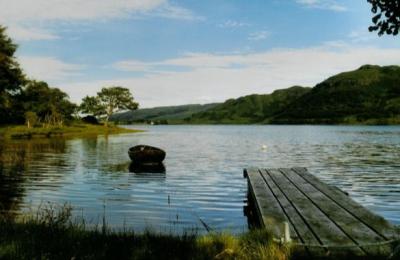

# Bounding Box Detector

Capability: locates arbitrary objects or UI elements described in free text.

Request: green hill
[110,103,219,124]
[112,65,400,125]
[272,65,400,124]
[186,86,311,124]
[187,65,400,124]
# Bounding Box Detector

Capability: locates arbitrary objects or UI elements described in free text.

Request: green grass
[0,204,291,260]
[0,123,142,139]
[1,204,397,260]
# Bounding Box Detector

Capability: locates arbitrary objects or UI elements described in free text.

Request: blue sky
[1,0,400,107]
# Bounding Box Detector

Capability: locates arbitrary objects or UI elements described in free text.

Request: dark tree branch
[368,0,400,36]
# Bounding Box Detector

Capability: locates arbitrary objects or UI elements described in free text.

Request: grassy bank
[0,205,290,260]
[0,123,141,139]
[1,205,397,259]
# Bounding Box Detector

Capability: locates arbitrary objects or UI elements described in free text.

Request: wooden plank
[259,169,327,256]
[263,169,365,255]
[292,167,398,240]
[244,168,288,238]
[279,168,392,255]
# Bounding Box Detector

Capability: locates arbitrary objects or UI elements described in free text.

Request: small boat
[128,145,166,164]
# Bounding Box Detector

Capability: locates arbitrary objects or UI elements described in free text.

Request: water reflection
[0,139,67,216]
[0,125,399,233]
[129,162,166,174]
[0,148,26,216]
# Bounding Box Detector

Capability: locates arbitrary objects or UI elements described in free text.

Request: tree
[79,96,103,117]
[80,86,138,125]
[98,87,139,124]
[22,81,77,126]
[0,26,26,124]
[368,0,400,36]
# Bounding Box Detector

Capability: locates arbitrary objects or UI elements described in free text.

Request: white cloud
[18,56,84,81]
[0,0,201,22]
[0,0,200,41]
[151,3,203,21]
[0,0,164,23]
[64,44,400,107]
[113,60,153,72]
[161,52,248,68]
[6,25,59,41]
[296,0,347,12]
[248,31,270,41]
[218,20,249,28]
[348,29,375,43]
[113,52,254,72]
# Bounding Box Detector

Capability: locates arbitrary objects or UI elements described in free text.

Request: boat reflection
[128,162,166,174]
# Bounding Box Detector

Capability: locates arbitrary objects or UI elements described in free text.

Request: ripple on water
[0,125,399,233]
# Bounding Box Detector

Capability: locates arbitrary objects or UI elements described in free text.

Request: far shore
[0,123,142,140]
[113,119,400,126]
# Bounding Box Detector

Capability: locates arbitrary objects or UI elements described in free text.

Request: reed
[0,204,290,260]
[1,204,397,259]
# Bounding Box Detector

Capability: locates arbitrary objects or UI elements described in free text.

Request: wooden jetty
[244,167,399,257]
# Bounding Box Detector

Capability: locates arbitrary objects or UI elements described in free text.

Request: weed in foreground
[0,204,290,260]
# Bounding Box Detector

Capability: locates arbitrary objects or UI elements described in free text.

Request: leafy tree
[0,26,25,94]
[79,96,103,117]
[98,87,138,124]
[22,81,77,126]
[80,86,138,125]
[0,26,26,124]
[0,26,77,126]
[368,0,400,36]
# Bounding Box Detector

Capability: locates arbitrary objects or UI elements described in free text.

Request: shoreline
[1,205,397,259]
[117,122,400,127]
[0,124,143,140]
[0,205,291,260]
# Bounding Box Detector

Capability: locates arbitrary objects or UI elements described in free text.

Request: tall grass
[197,230,290,260]
[1,204,398,259]
[0,204,290,260]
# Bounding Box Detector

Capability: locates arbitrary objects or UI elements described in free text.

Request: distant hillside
[112,65,400,125]
[186,86,311,124]
[272,65,400,124]
[110,103,219,123]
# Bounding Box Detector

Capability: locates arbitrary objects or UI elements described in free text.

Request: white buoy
[261,144,267,150]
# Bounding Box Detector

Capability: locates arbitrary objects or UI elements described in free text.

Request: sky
[1,0,400,108]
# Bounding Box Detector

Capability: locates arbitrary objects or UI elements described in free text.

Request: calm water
[1,125,399,233]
